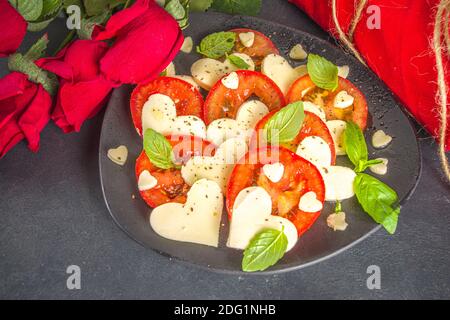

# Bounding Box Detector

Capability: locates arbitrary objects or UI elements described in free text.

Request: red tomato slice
[230,28,280,68]
[130,77,204,135]
[251,110,336,165]
[203,70,286,125]
[136,135,215,208]
[286,75,368,130]
[226,147,325,236]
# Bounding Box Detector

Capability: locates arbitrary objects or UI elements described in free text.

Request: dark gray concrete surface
[0,0,449,300]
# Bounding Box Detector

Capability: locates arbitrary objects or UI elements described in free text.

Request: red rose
[0,72,52,158]
[38,40,117,133]
[93,0,184,84]
[0,0,27,58]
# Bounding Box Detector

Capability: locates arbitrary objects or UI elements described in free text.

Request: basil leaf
[307,54,339,91]
[197,31,236,59]
[143,129,176,170]
[357,159,384,172]
[212,0,262,16]
[264,101,305,144]
[226,54,250,70]
[344,121,368,170]
[242,228,288,272]
[190,0,213,11]
[354,173,401,234]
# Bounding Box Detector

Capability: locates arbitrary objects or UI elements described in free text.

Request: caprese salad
[113,28,401,272]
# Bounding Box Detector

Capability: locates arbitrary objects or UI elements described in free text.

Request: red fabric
[93,0,184,84]
[37,40,117,133]
[0,72,52,158]
[0,0,27,58]
[290,0,450,150]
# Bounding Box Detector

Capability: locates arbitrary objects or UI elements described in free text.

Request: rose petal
[0,0,27,58]
[0,119,24,159]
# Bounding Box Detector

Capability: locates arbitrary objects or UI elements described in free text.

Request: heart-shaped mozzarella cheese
[172,75,201,91]
[298,191,323,212]
[262,163,285,183]
[321,166,356,201]
[303,101,326,122]
[296,136,332,168]
[338,65,350,79]
[372,130,393,149]
[180,37,193,53]
[221,72,239,89]
[163,62,176,76]
[326,120,347,156]
[261,54,305,94]
[239,32,255,47]
[369,158,389,175]
[142,93,206,137]
[289,44,308,60]
[138,170,158,191]
[334,91,354,109]
[150,179,223,247]
[107,145,128,166]
[181,138,248,192]
[191,53,255,90]
[236,100,270,131]
[227,187,298,251]
[207,118,247,146]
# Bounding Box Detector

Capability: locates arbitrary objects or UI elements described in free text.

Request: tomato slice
[286,75,368,130]
[251,110,336,165]
[130,77,204,135]
[136,135,215,208]
[203,70,286,125]
[230,28,280,68]
[226,147,325,236]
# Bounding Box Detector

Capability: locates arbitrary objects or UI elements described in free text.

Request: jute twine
[331,0,450,182]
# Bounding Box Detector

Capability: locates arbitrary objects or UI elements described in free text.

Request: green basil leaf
[24,34,49,61]
[264,101,305,144]
[358,159,384,172]
[197,31,236,59]
[190,0,213,11]
[212,0,262,16]
[9,0,44,21]
[242,228,288,272]
[226,54,250,70]
[344,121,368,170]
[143,129,176,170]
[307,54,339,91]
[354,173,401,234]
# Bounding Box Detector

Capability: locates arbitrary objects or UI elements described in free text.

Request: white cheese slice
[239,32,255,47]
[164,62,176,76]
[173,75,201,91]
[372,130,393,149]
[296,136,332,168]
[261,54,303,95]
[221,72,239,89]
[289,44,308,60]
[334,91,354,109]
[303,101,326,122]
[138,170,158,191]
[227,187,298,251]
[181,138,248,192]
[150,179,223,247]
[141,93,177,135]
[321,166,356,201]
[107,145,128,166]
[326,120,347,156]
[369,158,389,175]
[207,118,247,146]
[170,115,207,139]
[180,37,193,53]
[262,163,285,183]
[298,191,323,212]
[236,100,270,131]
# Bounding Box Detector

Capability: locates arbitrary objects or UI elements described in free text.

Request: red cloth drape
[290,0,450,150]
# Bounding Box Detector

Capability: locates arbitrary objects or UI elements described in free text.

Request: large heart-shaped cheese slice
[261,54,306,95]
[142,93,206,138]
[181,138,248,192]
[191,53,255,90]
[227,187,298,251]
[150,179,223,247]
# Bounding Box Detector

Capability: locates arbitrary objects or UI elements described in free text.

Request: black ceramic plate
[99,13,420,274]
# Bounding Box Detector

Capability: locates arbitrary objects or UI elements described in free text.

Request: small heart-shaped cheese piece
[107,145,128,166]
[372,130,393,149]
[296,136,332,168]
[369,158,389,175]
[191,54,255,90]
[180,36,193,53]
[326,120,347,155]
[338,65,350,78]
[227,187,298,251]
[239,32,255,47]
[289,44,308,60]
[321,166,356,201]
[138,170,158,191]
[298,191,323,212]
[334,91,354,109]
[303,101,326,122]
[221,72,239,89]
[150,179,223,247]
[262,54,304,95]
[262,163,285,183]
[181,138,248,192]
